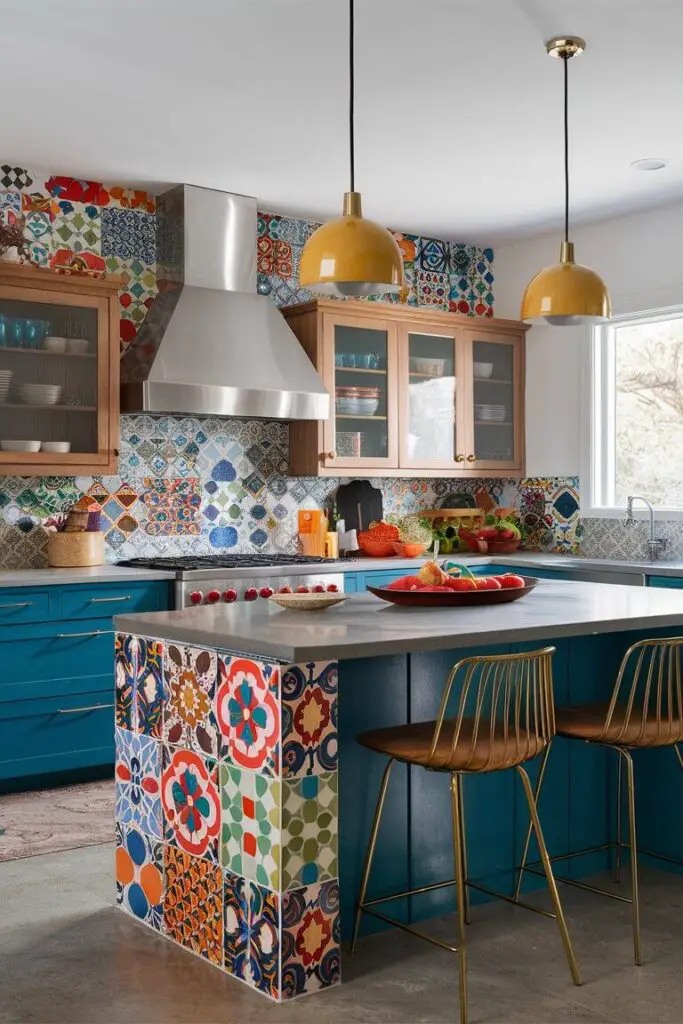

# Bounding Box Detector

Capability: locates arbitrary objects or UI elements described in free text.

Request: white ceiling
[3,0,683,244]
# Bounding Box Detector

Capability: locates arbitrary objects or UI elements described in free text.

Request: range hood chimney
[120,185,329,420]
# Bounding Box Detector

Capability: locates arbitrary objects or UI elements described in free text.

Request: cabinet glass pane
[472,340,514,462]
[334,325,388,459]
[0,297,98,454]
[407,333,456,461]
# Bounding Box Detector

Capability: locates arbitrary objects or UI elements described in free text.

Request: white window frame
[583,304,683,520]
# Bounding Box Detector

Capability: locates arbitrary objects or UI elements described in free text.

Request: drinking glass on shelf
[9,319,25,348]
[0,315,7,348]
[25,319,51,349]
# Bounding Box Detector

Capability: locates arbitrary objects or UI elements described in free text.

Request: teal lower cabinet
[0,579,172,783]
[345,563,572,594]
[648,576,683,588]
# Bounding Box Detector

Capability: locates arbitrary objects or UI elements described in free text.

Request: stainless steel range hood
[120,185,329,420]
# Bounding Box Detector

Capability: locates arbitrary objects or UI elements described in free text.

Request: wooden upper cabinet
[0,264,121,476]
[285,299,528,478]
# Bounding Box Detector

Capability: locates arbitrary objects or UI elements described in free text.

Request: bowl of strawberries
[367,561,536,607]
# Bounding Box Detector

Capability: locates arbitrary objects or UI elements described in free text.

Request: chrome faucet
[624,496,666,560]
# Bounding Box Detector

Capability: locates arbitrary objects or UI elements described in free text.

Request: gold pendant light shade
[300,192,404,298]
[521,242,611,325]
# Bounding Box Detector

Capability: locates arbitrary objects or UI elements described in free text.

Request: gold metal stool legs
[450,773,468,1024]
[351,757,395,954]
[617,748,641,966]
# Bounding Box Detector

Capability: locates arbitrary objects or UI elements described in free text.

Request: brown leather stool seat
[556,702,683,747]
[358,717,547,773]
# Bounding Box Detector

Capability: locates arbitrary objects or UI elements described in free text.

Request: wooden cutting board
[335,479,384,533]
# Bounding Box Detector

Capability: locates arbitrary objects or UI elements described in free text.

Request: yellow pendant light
[521,37,611,326]
[299,0,404,297]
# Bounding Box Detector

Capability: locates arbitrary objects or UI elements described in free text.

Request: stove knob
[326,583,340,593]
[259,586,274,599]
[206,589,221,604]
[296,585,310,594]
[223,588,237,603]
[278,585,293,594]
[244,587,258,601]
[312,583,325,593]
[190,590,203,605]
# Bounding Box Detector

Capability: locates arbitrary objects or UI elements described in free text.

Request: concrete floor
[3,846,683,1023]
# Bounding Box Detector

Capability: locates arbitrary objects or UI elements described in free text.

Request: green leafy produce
[386,513,434,546]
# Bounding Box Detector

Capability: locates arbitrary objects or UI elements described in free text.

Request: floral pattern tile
[135,638,164,737]
[53,201,101,253]
[162,745,221,862]
[281,879,341,999]
[114,727,162,839]
[282,772,338,890]
[223,872,280,997]
[164,643,219,757]
[282,661,338,777]
[115,633,136,730]
[101,207,156,263]
[164,846,223,965]
[141,477,201,536]
[216,657,280,775]
[116,822,164,930]
[220,763,280,889]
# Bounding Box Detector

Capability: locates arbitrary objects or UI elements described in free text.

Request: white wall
[494,201,683,476]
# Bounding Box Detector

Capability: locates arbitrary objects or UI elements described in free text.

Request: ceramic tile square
[163,846,223,965]
[116,822,164,930]
[282,661,338,777]
[419,237,449,273]
[223,871,280,998]
[223,869,249,982]
[220,763,280,889]
[46,176,110,205]
[115,727,162,839]
[162,745,221,862]
[102,207,156,263]
[216,656,280,775]
[53,201,101,253]
[281,772,338,890]
[416,269,449,309]
[164,643,220,757]
[0,166,32,189]
[281,879,340,998]
[141,477,201,537]
[115,632,136,730]
[135,638,164,737]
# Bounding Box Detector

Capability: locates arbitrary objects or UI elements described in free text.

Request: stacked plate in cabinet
[475,404,506,422]
[0,371,12,403]
[336,385,380,416]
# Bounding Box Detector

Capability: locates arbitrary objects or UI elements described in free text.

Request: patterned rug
[0,779,114,862]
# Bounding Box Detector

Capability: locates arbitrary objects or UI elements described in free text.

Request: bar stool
[516,636,683,967]
[351,647,581,1024]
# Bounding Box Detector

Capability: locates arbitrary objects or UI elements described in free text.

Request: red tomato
[419,585,452,592]
[278,585,293,594]
[386,575,424,591]
[475,576,502,591]
[498,528,516,540]
[446,577,478,592]
[499,574,526,589]
[476,527,499,541]
[296,586,310,594]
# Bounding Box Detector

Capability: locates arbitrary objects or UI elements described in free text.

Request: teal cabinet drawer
[364,569,414,589]
[0,588,54,625]
[648,576,683,588]
[0,623,114,702]
[60,581,169,620]
[0,689,115,780]
[343,574,358,593]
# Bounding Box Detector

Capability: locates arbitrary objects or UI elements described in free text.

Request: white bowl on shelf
[409,357,446,377]
[42,336,68,353]
[475,404,506,422]
[41,441,71,453]
[336,397,379,416]
[473,362,494,379]
[0,440,41,452]
[66,338,90,355]
[16,384,63,406]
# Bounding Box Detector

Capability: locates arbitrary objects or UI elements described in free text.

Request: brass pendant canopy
[521,37,611,326]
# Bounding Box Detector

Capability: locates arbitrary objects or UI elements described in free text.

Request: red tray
[367,578,539,607]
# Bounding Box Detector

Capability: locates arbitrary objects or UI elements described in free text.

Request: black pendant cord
[563,53,569,244]
[349,0,355,193]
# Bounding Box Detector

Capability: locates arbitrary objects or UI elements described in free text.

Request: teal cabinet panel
[0,624,114,702]
[363,569,414,589]
[343,574,358,593]
[60,581,171,620]
[648,576,683,588]
[0,689,115,780]
[0,588,55,625]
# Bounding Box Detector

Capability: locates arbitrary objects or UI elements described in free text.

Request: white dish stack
[475,404,507,422]
[16,383,62,406]
[0,370,12,403]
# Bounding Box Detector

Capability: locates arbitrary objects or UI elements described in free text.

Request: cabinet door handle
[466,454,476,463]
[0,601,33,609]
[56,629,107,639]
[89,595,131,604]
[56,703,114,715]
[321,451,336,460]
[455,454,465,462]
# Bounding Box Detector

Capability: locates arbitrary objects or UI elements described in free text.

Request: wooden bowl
[391,541,428,558]
[367,578,538,607]
[270,592,349,612]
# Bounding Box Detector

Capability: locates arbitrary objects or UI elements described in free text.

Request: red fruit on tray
[386,575,424,591]
[446,577,478,592]
[498,573,526,589]
[278,585,293,594]
[296,586,310,594]
[419,585,452,592]
[475,576,502,591]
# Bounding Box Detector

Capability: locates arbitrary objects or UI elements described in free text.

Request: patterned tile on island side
[115,633,136,730]
[281,772,338,890]
[161,745,221,863]
[115,822,164,931]
[220,763,281,890]
[135,638,165,738]
[115,727,162,840]
[163,643,220,758]
[281,661,338,778]
[163,846,223,966]
[216,656,280,776]
[223,870,280,999]
[281,879,341,999]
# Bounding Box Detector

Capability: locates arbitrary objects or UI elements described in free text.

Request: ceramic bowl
[16,384,62,406]
[42,336,68,353]
[473,362,493,378]
[41,441,71,453]
[0,440,41,452]
[391,541,428,558]
[66,338,90,355]
[270,592,349,611]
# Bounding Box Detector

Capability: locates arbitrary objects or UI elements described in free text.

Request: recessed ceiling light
[631,158,667,171]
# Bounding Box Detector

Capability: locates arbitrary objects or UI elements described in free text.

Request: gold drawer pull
[466,454,476,463]
[89,595,131,603]
[56,703,114,715]
[455,454,465,462]
[0,601,33,609]
[56,629,107,639]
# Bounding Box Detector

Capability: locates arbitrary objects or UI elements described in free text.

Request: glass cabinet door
[466,332,523,471]
[322,314,398,469]
[0,285,110,467]
[398,327,464,469]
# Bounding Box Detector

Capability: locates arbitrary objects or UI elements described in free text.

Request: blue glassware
[9,318,25,348]
[0,315,7,348]
[24,320,43,349]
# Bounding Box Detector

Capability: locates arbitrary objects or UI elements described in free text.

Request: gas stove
[118,554,343,608]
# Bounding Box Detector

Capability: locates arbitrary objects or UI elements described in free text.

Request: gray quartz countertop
[0,565,176,588]
[114,579,683,663]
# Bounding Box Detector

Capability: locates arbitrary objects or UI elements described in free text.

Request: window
[589,308,683,514]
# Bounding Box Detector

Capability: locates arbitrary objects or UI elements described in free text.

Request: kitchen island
[113,581,683,1003]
